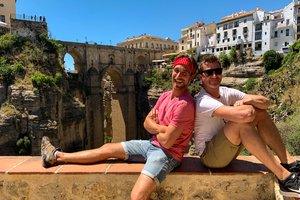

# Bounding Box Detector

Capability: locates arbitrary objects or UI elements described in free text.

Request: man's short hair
[199,55,221,73]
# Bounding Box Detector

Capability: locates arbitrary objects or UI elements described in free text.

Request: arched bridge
[58,41,164,149]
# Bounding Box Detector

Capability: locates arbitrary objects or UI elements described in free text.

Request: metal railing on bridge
[10,13,46,23]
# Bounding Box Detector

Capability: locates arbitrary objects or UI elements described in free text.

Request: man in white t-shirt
[194,55,300,198]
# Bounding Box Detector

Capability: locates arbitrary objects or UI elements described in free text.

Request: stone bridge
[58,41,164,149]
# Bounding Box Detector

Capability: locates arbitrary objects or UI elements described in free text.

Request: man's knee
[254,109,269,121]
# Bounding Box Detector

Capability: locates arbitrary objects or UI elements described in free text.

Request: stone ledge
[0,156,298,200]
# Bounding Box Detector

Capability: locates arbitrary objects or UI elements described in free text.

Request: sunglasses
[201,68,223,76]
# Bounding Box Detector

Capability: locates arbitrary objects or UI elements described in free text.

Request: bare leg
[224,122,290,180]
[131,174,156,200]
[254,109,294,164]
[56,143,126,164]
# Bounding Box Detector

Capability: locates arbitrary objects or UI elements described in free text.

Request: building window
[286,19,290,25]
[255,42,262,51]
[243,27,248,33]
[0,4,4,7]
[181,46,184,50]
[224,31,228,39]
[234,21,239,27]
[255,32,262,40]
[285,42,289,46]
[0,15,5,23]
[274,31,278,38]
[255,23,262,31]
[223,24,228,30]
[244,19,247,23]
[181,40,184,43]
[232,29,237,36]
[286,29,290,36]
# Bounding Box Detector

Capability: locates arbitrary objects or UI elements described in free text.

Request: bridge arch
[58,40,164,149]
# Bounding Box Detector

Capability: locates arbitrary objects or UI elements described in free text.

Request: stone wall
[0,172,276,200]
[10,19,48,38]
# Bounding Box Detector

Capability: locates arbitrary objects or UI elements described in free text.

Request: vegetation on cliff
[0,33,73,155]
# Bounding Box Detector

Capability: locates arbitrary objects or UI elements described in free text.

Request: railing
[10,13,46,23]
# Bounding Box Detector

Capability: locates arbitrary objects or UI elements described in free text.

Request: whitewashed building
[179,0,300,57]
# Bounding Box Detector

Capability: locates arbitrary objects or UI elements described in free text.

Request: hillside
[0,33,86,155]
[256,50,300,155]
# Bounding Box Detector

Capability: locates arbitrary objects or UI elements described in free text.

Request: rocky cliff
[0,34,86,155]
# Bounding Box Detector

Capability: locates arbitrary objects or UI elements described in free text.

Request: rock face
[0,84,86,155]
[222,60,265,87]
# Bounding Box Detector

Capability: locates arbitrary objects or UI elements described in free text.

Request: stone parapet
[0,156,297,200]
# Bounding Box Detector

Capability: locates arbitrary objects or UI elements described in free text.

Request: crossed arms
[213,94,270,123]
[143,109,183,149]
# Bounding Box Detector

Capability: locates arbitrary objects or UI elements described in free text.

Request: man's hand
[149,109,158,124]
[234,100,244,107]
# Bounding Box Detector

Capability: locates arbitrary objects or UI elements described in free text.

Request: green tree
[219,52,231,69]
[229,47,238,64]
[263,50,283,73]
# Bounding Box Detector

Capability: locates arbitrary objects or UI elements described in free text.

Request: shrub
[54,72,62,85]
[219,52,231,69]
[16,135,31,155]
[243,78,257,92]
[0,34,22,53]
[31,71,55,88]
[0,58,25,85]
[229,47,238,64]
[263,50,283,73]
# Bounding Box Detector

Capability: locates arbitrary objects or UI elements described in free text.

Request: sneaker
[279,172,300,198]
[281,160,300,173]
[41,136,58,168]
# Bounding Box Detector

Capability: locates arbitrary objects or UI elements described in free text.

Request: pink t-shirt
[151,90,195,161]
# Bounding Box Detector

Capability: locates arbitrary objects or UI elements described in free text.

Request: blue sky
[16,0,292,70]
[16,0,293,45]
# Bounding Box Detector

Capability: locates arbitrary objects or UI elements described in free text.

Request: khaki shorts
[200,130,244,168]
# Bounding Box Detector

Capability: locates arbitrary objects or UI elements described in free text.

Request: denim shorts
[121,140,180,185]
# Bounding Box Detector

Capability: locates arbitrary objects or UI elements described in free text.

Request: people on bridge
[193,55,300,198]
[41,54,197,200]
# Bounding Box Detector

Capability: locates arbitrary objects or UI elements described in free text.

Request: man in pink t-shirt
[41,55,196,200]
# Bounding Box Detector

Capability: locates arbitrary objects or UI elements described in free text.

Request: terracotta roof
[219,8,263,23]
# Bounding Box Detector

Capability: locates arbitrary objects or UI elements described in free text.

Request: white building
[179,21,205,52]
[215,8,260,56]
[179,0,300,57]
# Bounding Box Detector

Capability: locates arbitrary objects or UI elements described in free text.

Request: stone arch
[100,66,126,143]
[62,47,83,74]
[136,55,146,71]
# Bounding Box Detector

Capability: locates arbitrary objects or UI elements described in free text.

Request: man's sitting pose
[41,54,197,200]
[194,55,300,198]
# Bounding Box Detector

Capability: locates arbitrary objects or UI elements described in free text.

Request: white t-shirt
[194,86,245,155]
